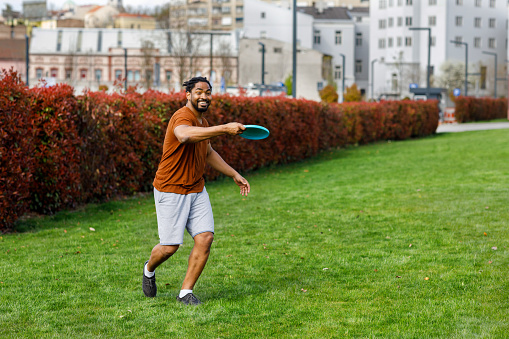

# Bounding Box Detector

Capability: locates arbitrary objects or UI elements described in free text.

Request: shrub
[343,84,362,102]
[319,85,338,103]
[454,96,507,122]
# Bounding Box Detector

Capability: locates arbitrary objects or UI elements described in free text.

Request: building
[243,0,369,100]
[84,5,120,28]
[28,27,238,93]
[369,0,508,100]
[114,13,157,30]
[0,24,28,81]
[239,38,328,100]
[23,0,47,21]
[169,0,245,31]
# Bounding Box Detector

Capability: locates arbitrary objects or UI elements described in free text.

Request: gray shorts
[154,187,214,245]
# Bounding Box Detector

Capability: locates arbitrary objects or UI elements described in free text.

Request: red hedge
[454,96,508,123]
[0,69,439,230]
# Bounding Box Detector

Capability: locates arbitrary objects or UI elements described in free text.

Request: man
[142,76,250,306]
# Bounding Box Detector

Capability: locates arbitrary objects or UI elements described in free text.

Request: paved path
[436,122,509,133]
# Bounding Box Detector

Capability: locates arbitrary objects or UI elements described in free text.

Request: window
[429,0,436,4]
[456,0,463,4]
[80,69,87,79]
[115,70,122,80]
[379,19,387,29]
[117,31,122,47]
[489,0,495,6]
[431,36,436,46]
[146,70,152,82]
[388,37,393,47]
[474,37,481,48]
[398,0,402,5]
[489,18,496,27]
[405,17,412,26]
[379,0,387,9]
[356,33,362,46]
[166,70,172,82]
[97,31,102,52]
[334,65,342,79]
[36,68,43,79]
[127,70,133,81]
[455,16,463,26]
[95,69,102,82]
[397,37,402,46]
[260,31,266,38]
[56,30,62,52]
[65,69,72,79]
[314,30,321,44]
[429,16,436,26]
[260,11,265,18]
[475,17,482,27]
[236,6,243,13]
[167,32,172,53]
[77,30,82,52]
[489,38,496,48]
[388,17,394,27]
[50,68,58,78]
[454,36,463,45]
[480,66,487,89]
[378,38,386,48]
[389,0,393,5]
[405,37,412,46]
[475,0,481,6]
[274,47,282,53]
[406,0,413,4]
[135,70,141,81]
[222,6,230,13]
[355,60,362,73]
[335,31,342,45]
[397,17,402,26]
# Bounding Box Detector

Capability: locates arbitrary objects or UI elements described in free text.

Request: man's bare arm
[206,144,250,196]
[174,123,245,144]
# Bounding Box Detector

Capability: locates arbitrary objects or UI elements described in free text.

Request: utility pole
[292,0,297,98]
[409,27,431,96]
[124,48,128,90]
[258,42,266,96]
[449,40,468,96]
[339,53,345,102]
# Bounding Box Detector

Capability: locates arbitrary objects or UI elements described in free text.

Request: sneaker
[142,260,157,297]
[176,293,202,306]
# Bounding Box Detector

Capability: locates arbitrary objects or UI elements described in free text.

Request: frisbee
[240,125,270,140]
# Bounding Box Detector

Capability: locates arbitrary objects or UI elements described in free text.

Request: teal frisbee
[240,125,270,140]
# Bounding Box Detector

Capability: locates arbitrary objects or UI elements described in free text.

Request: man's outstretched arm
[206,144,250,197]
[174,123,245,144]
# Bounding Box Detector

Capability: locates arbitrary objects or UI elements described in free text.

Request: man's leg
[181,232,214,290]
[147,244,179,272]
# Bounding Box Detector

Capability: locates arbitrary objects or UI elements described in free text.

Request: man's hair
[182,77,212,93]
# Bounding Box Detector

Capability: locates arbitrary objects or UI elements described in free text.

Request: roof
[298,6,351,20]
[0,39,26,60]
[349,7,369,14]
[87,5,103,14]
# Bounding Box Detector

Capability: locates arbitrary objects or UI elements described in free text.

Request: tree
[437,60,468,96]
[343,84,362,102]
[141,39,155,89]
[218,39,234,86]
[284,75,292,96]
[319,84,338,103]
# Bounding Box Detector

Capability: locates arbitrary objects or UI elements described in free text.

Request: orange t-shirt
[153,106,209,194]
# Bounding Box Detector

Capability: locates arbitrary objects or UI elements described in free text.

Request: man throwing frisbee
[143,76,250,305]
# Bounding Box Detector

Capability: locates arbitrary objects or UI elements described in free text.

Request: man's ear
[185,91,191,101]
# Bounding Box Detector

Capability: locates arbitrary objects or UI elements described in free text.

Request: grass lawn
[1,129,508,338]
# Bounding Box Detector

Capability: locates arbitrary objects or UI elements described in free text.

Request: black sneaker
[142,260,157,297]
[176,293,202,306]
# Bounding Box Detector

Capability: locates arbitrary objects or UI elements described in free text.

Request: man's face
[187,82,212,113]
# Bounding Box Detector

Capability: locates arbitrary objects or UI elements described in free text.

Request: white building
[370,0,508,100]
[244,0,370,100]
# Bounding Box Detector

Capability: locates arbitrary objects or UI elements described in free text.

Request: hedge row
[454,96,508,123]
[0,69,439,231]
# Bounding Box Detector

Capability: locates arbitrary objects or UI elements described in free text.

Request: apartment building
[370,0,508,99]
[169,0,245,31]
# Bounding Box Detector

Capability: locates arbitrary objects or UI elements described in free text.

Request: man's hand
[233,174,250,197]
[224,123,246,136]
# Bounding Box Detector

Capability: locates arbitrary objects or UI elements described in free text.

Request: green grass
[1,130,508,338]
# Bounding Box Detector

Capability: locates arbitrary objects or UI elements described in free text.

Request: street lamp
[371,58,378,100]
[482,51,505,98]
[258,42,266,96]
[449,40,468,96]
[292,0,297,98]
[409,27,431,96]
[124,48,128,90]
[339,53,345,103]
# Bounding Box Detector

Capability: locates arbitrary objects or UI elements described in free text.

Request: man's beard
[192,98,210,113]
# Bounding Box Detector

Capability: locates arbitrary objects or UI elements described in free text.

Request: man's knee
[160,244,179,258]
[195,232,214,248]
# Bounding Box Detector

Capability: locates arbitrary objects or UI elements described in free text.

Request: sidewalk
[436,121,509,133]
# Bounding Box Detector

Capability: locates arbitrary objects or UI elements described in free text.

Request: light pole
[292,0,297,98]
[409,27,431,96]
[482,51,506,98]
[25,34,29,86]
[449,40,468,96]
[124,48,128,90]
[371,58,378,100]
[339,53,345,103]
[258,42,266,96]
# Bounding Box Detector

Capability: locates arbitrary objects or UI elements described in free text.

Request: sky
[1,0,170,13]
